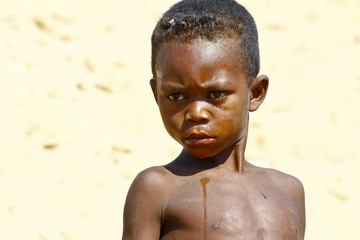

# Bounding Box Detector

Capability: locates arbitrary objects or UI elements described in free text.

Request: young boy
[122,0,305,239]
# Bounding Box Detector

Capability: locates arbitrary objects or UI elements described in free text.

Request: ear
[249,75,269,112]
[150,78,158,105]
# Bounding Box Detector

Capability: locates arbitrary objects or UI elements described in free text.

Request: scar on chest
[261,192,267,199]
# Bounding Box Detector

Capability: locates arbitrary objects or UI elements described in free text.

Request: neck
[232,137,247,173]
[223,119,249,173]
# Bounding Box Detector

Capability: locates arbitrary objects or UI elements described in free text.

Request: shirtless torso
[123,159,305,240]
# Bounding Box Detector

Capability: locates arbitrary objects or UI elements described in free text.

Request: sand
[1,0,359,239]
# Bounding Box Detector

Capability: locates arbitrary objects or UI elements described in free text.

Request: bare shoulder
[128,166,171,196]
[122,166,172,240]
[134,166,169,182]
[124,165,173,216]
[261,167,306,238]
[262,168,305,202]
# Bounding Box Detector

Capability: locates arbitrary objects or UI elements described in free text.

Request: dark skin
[122,39,305,240]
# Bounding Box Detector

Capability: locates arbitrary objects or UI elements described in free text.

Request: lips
[184,132,215,145]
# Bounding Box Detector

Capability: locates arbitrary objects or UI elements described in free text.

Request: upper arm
[268,170,306,239]
[289,177,306,240]
[279,174,306,239]
[122,167,167,240]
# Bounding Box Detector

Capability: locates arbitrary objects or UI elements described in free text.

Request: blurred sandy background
[0,0,359,239]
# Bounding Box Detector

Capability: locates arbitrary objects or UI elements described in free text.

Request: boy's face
[151,39,263,159]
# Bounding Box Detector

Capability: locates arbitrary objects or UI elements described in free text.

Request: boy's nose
[185,101,210,123]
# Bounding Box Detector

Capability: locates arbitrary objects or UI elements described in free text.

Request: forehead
[156,39,243,79]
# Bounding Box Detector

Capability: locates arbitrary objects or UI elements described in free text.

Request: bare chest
[160,178,299,240]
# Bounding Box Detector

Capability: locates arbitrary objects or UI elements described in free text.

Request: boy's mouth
[185,132,215,145]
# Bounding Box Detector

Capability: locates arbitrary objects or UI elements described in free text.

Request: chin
[187,148,219,160]
[186,143,235,161]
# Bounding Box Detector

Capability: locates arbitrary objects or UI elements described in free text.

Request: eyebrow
[160,81,234,93]
[159,82,185,93]
[200,80,234,89]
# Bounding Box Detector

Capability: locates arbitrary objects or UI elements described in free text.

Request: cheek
[214,117,241,138]
[214,119,235,133]
[159,105,183,137]
[231,95,250,123]
[213,103,248,134]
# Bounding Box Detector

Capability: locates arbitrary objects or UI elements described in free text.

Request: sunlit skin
[122,39,306,240]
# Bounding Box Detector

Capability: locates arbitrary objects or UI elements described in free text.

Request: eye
[208,91,227,99]
[167,93,185,102]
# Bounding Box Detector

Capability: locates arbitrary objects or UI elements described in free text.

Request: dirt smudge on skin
[200,177,210,240]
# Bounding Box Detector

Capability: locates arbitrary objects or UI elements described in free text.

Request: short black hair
[151,0,260,83]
